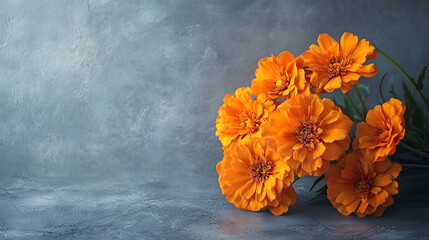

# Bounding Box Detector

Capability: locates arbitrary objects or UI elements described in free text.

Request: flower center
[355,177,374,197]
[375,122,390,138]
[269,71,290,97]
[327,56,351,79]
[276,71,290,88]
[296,121,321,148]
[239,112,260,133]
[250,156,273,182]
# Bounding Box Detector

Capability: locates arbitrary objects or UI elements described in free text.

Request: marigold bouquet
[215,32,429,217]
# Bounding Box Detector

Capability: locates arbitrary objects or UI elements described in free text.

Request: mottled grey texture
[1,175,429,239]
[1,0,429,178]
[0,0,428,239]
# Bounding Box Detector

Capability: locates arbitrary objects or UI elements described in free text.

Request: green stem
[352,85,367,119]
[401,164,429,169]
[378,73,388,104]
[344,93,360,116]
[398,142,429,159]
[374,46,429,110]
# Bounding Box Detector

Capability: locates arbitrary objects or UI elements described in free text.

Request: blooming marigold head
[216,137,297,215]
[262,93,353,177]
[301,32,378,94]
[352,98,406,162]
[325,151,401,217]
[215,87,276,149]
[251,51,310,101]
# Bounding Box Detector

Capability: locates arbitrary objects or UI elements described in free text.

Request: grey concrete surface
[0,0,428,239]
[1,174,428,239]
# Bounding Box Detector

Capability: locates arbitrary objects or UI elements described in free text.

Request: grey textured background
[0,0,429,239]
[0,0,428,178]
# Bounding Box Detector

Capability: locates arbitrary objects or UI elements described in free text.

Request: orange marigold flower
[325,151,401,217]
[215,87,276,149]
[301,32,378,94]
[262,93,353,177]
[352,98,406,162]
[216,137,297,215]
[251,51,310,101]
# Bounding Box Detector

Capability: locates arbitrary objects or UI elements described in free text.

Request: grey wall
[0,0,428,178]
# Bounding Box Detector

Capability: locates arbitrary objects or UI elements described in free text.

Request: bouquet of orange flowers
[215,32,429,217]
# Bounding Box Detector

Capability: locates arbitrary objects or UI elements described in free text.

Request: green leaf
[332,97,343,109]
[376,45,429,110]
[333,97,349,117]
[332,97,350,120]
[352,84,367,119]
[343,94,362,122]
[405,130,429,151]
[389,85,399,99]
[402,82,427,127]
[358,84,371,95]
[310,174,325,191]
[308,184,328,201]
[400,164,429,176]
[315,184,327,193]
[308,191,326,201]
[402,81,429,147]
[417,64,429,90]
